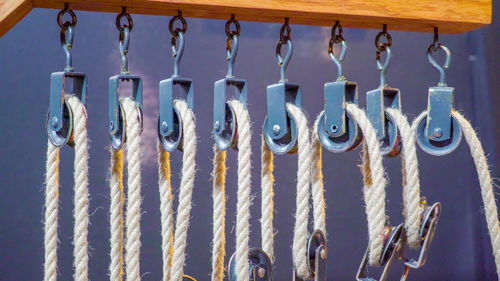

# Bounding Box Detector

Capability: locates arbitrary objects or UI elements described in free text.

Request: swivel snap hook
[108,7,143,150]
[356,224,405,281]
[317,21,362,152]
[263,17,300,154]
[293,230,327,281]
[366,24,401,157]
[47,4,87,147]
[213,15,247,150]
[158,11,194,152]
[415,27,462,156]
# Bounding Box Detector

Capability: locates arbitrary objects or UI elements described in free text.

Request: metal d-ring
[356,224,405,281]
[109,9,143,150]
[158,12,194,152]
[48,5,88,147]
[399,201,441,280]
[416,27,462,156]
[213,15,247,151]
[366,25,401,157]
[228,248,273,281]
[263,18,299,155]
[318,21,363,153]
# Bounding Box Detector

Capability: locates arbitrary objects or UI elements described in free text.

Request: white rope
[413,110,500,276]
[260,135,275,263]
[44,95,90,281]
[385,108,423,249]
[121,97,144,281]
[211,145,227,281]
[158,144,174,281]
[286,103,312,279]
[166,99,197,281]
[311,117,327,236]
[109,147,125,281]
[345,103,387,266]
[210,100,252,281]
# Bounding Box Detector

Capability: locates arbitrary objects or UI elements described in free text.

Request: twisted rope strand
[66,96,90,281]
[229,100,252,281]
[386,108,423,249]
[286,103,313,279]
[260,135,275,263]
[345,103,387,266]
[311,116,327,236]
[121,97,143,281]
[169,99,197,281]
[109,147,125,281]
[158,144,175,281]
[44,138,60,281]
[211,146,227,281]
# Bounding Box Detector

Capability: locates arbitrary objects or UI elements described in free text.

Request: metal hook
[427,42,451,86]
[60,24,74,71]
[119,27,130,74]
[328,21,347,80]
[276,18,292,82]
[376,47,392,88]
[226,14,241,78]
[169,11,188,77]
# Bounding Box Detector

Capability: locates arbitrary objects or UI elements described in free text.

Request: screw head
[51,116,59,129]
[161,121,169,133]
[272,124,281,136]
[320,248,327,260]
[432,128,443,138]
[257,267,266,278]
[331,124,339,133]
[214,121,220,132]
[109,121,115,131]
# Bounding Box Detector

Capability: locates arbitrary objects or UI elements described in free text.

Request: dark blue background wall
[0,5,498,281]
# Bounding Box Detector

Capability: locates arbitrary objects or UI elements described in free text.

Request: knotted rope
[260,103,313,279]
[385,108,423,249]
[108,97,143,281]
[344,103,387,266]
[44,95,89,281]
[211,100,252,281]
[158,99,197,281]
[413,110,500,276]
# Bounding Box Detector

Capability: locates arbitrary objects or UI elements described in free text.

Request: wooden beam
[1,0,492,37]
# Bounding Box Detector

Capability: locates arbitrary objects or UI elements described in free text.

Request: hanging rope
[44,95,89,281]
[259,103,313,279]
[260,133,275,264]
[385,108,423,249]
[210,100,252,281]
[108,97,143,281]
[413,110,500,276]
[158,99,197,281]
[344,103,387,266]
[311,118,327,236]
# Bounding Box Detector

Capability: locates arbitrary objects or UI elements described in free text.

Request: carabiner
[213,15,248,150]
[108,9,143,150]
[263,18,300,154]
[48,6,87,147]
[158,12,194,152]
[356,224,405,281]
[228,248,273,281]
[415,27,462,156]
[293,230,327,281]
[317,21,362,152]
[366,25,401,157]
[399,201,441,280]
